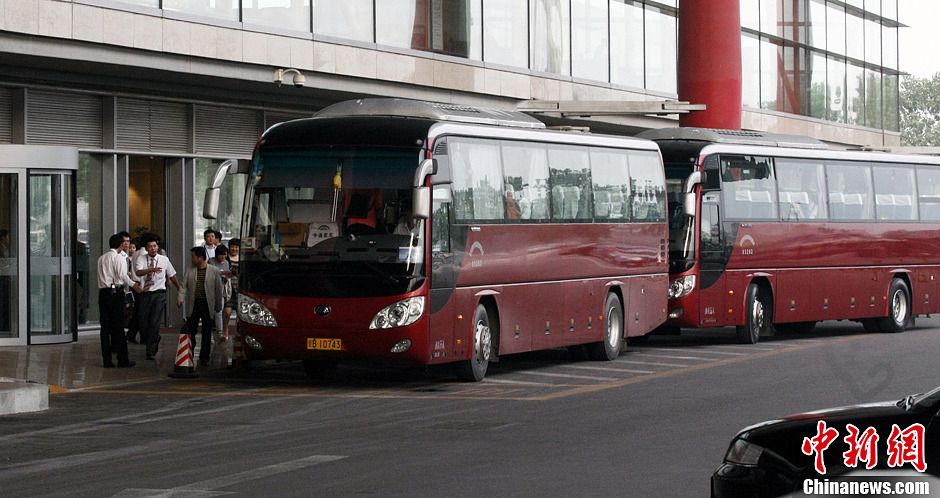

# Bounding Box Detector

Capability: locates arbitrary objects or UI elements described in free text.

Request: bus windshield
[240,147,426,298]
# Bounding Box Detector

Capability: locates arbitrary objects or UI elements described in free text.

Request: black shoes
[146,355,155,360]
[103,362,115,368]
[198,359,209,367]
[117,361,136,368]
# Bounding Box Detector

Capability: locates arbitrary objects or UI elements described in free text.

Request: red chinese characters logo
[801,422,926,474]
[887,423,926,472]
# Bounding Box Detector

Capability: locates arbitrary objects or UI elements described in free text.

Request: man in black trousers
[96,233,140,368]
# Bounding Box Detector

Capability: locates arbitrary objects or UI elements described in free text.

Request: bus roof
[637,127,829,150]
[313,98,546,130]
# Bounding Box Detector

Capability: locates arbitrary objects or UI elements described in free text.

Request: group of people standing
[95,229,240,369]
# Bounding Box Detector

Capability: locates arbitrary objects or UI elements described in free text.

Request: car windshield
[239,147,427,298]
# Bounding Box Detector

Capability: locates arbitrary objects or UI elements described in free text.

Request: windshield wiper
[897,395,916,411]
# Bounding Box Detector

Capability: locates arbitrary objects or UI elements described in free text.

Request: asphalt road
[2,318,939,497]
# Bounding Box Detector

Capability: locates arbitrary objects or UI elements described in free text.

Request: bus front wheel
[878,278,911,333]
[736,283,772,344]
[588,293,624,361]
[455,304,494,382]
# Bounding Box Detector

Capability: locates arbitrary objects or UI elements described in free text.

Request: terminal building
[0,0,902,345]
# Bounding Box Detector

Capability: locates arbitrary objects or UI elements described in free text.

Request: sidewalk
[0,327,234,415]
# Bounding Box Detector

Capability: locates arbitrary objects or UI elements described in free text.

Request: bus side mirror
[683,171,705,217]
[202,159,238,220]
[413,186,431,220]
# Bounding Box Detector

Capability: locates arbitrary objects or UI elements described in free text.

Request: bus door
[428,185,457,363]
[697,191,726,326]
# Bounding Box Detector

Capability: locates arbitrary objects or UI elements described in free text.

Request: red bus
[638,127,940,343]
[224,99,668,380]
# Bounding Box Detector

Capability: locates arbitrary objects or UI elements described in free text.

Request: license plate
[307,338,342,351]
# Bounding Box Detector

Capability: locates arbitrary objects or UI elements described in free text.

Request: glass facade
[741,0,900,131]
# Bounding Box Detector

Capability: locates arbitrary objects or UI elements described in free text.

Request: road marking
[620,360,689,368]
[113,454,347,497]
[652,347,748,356]
[568,365,655,375]
[515,371,617,381]
[630,352,721,361]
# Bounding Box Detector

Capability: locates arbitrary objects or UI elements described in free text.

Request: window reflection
[243,0,310,32]
[163,0,239,22]
[741,34,760,108]
[482,0,527,67]
[314,0,373,42]
[530,0,570,75]
[645,5,676,94]
[571,0,608,82]
[611,0,644,88]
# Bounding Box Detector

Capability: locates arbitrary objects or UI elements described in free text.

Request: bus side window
[431,188,451,254]
[701,193,721,249]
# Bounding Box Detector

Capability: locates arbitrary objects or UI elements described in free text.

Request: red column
[677,0,742,130]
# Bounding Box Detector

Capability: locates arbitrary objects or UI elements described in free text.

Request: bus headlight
[370,297,425,329]
[238,294,278,327]
[724,439,763,467]
[669,275,696,299]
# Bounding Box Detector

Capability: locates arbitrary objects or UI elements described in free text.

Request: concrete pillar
[678,0,743,130]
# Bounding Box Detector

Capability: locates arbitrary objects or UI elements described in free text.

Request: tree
[900,74,940,146]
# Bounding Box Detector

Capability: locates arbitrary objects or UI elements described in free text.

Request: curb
[0,378,50,416]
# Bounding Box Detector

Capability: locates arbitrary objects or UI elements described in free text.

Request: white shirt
[96,249,138,289]
[134,253,177,291]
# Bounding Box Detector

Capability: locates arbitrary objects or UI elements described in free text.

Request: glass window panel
[741,0,759,30]
[775,158,827,220]
[883,73,899,132]
[883,0,898,20]
[548,146,592,220]
[845,0,863,7]
[314,0,374,43]
[112,0,159,6]
[759,0,780,36]
[810,52,827,119]
[243,0,311,32]
[865,0,880,17]
[450,139,505,221]
[720,155,777,220]
[845,11,863,61]
[882,25,898,70]
[571,0,609,81]
[760,37,780,111]
[483,0,528,67]
[530,0,571,75]
[376,0,424,49]
[430,0,483,59]
[645,6,677,94]
[502,142,550,220]
[76,155,100,326]
[826,162,874,220]
[828,57,846,123]
[630,151,666,222]
[742,33,761,108]
[163,0,239,22]
[590,148,630,221]
[865,69,882,129]
[873,166,917,220]
[917,167,940,221]
[826,4,846,56]
[808,0,826,49]
[846,61,865,125]
[610,0,644,88]
[864,18,881,65]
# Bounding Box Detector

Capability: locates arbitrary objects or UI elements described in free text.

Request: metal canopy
[517,100,706,117]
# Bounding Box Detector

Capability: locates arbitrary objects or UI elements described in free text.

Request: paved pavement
[0,327,234,415]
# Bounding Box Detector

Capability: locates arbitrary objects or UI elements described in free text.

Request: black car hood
[737,401,931,472]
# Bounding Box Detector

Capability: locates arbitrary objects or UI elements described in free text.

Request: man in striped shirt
[177,247,223,367]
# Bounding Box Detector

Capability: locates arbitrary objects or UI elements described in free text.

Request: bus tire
[736,283,772,344]
[588,293,624,361]
[455,304,494,382]
[878,278,911,333]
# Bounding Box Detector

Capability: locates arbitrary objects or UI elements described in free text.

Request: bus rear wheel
[588,293,624,361]
[878,278,911,333]
[455,304,494,382]
[736,283,773,344]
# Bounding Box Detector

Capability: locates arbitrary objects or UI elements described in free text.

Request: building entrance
[0,146,78,346]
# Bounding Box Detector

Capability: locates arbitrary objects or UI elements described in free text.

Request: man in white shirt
[203,228,218,259]
[97,233,141,368]
[135,235,181,360]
